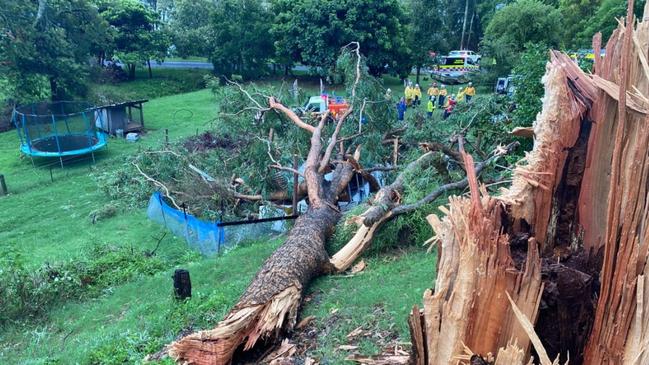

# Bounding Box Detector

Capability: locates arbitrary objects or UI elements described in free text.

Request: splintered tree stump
[407,51,598,364]
[173,269,192,300]
[582,2,649,363]
[408,3,649,363]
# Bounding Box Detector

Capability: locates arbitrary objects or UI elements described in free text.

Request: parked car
[495,76,515,96]
[448,50,481,64]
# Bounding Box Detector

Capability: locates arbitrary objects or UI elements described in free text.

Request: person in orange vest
[427,82,439,104]
[464,82,476,103]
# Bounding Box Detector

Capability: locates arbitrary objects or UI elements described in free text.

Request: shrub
[0,244,166,324]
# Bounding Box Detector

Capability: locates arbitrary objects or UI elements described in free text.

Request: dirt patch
[183,131,248,153]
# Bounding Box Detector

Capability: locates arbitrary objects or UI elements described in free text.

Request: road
[149,61,311,72]
[149,61,213,69]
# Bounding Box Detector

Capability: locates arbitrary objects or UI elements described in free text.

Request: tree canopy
[1,0,109,101]
[271,0,409,77]
[208,0,273,79]
[97,0,170,80]
[167,0,214,58]
[481,0,561,73]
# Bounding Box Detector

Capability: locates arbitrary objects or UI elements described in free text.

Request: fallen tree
[168,107,358,364]
[156,42,522,363]
[402,2,649,364]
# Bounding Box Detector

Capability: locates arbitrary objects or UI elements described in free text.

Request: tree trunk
[169,206,340,364]
[166,88,359,364]
[147,60,152,79]
[49,77,61,101]
[581,2,649,363]
[467,12,475,51]
[460,0,470,49]
[128,63,136,80]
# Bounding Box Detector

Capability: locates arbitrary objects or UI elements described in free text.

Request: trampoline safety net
[147,192,286,255]
[12,101,107,158]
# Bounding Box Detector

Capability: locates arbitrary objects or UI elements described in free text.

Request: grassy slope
[0,74,440,364]
[87,68,211,104]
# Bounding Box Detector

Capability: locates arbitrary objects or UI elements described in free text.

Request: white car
[448,50,481,64]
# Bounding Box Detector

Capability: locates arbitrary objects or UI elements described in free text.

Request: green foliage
[481,0,561,74]
[406,0,450,72]
[271,0,409,76]
[0,244,166,324]
[0,0,110,101]
[97,0,171,80]
[167,0,214,58]
[512,43,549,126]
[331,94,522,259]
[559,0,601,48]
[208,0,273,79]
[575,0,640,46]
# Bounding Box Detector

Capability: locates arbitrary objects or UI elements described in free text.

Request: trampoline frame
[12,101,108,167]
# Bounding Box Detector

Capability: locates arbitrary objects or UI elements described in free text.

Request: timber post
[0,174,6,196]
[173,269,192,300]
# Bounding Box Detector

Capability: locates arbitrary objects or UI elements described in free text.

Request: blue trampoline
[12,101,107,164]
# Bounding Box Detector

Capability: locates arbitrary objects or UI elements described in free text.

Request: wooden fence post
[173,269,192,300]
[0,174,6,196]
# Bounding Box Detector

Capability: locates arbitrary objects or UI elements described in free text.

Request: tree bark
[49,77,61,101]
[169,205,341,364]
[581,3,649,363]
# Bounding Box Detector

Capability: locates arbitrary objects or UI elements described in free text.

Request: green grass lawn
[0,75,444,364]
[0,89,218,266]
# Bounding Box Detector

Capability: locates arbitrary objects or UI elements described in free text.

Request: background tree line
[0,0,644,104]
